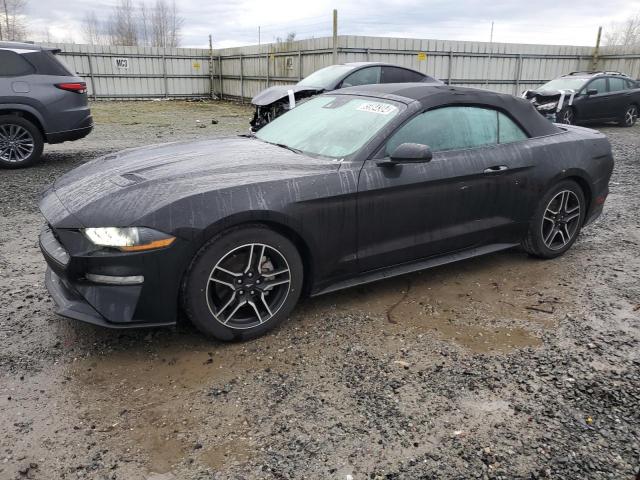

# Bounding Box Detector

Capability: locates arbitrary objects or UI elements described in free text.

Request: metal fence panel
[44,37,640,101]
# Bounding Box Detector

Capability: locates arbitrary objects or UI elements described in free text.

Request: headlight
[83,227,175,252]
[537,102,558,111]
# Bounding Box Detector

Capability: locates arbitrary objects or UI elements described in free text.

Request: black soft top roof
[335,83,560,138]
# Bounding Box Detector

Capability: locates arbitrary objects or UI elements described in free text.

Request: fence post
[162,51,168,98]
[298,50,302,81]
[447,51,453,85]
[266,53,270,88]
[87,53,97,100]
[514,54,523,95]
[366,48,370,61]
[218,55,223,99]
[240,54,244,104]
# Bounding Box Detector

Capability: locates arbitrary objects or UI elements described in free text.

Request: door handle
[483,165,508,174]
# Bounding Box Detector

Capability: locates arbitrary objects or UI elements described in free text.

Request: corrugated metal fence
[47,36,640,101]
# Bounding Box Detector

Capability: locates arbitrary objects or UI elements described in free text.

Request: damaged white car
[250,62,441,130]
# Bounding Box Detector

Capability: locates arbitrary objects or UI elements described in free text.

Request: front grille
[40,225,70,267]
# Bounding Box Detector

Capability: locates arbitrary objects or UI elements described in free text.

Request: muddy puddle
[56,249,573,476]
[306,250,564,353]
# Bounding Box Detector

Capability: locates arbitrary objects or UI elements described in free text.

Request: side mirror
[386,143,433,164]
[586,88,598,96]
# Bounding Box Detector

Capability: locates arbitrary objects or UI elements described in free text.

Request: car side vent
[110,173,146,187]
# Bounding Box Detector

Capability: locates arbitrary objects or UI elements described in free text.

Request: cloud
[23,0,640,47]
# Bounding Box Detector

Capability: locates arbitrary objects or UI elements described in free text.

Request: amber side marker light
[119,237,176,252]
[595,195,607,205]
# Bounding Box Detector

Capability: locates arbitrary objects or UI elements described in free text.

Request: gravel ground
[0,100,638,480]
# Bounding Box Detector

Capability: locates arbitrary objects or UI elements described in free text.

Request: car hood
[40,137,336,228]
[251,85,324,106]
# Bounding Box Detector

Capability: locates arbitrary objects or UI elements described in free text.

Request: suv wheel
[0,115,44,168]
[556,107,575,125]
[619,104,638,128]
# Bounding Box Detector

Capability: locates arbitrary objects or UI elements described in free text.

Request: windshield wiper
[269,142,303,154]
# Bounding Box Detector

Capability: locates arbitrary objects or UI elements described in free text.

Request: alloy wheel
[625,106,638,126]
[560,109,574,125]
[205,243,291,329]
[0,124,35,164]
[541,190,581,250]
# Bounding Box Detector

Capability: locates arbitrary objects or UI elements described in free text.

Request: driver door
[356,106,533,272]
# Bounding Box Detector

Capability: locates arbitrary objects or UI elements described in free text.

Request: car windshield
[256,95,403,158]
[538,78,588,91]
[297,65,355,89]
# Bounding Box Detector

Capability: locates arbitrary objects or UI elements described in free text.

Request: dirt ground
[0,100,638,480]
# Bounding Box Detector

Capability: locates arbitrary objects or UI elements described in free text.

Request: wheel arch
[0,105,47,138]
[548,170,593,215]
[195,211,316,296]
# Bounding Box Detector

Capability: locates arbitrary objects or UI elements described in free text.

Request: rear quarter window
[498,113,528,144]
[381,67,425,83]
[22,51,75,76]
[0,50,35,76]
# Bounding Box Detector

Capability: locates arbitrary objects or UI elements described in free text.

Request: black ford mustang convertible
[39,84,613,341]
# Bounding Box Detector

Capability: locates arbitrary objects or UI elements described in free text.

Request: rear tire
[182,225,303,341]
[0,115,44,169]
[618,104,638,127]
[522,180,585,259]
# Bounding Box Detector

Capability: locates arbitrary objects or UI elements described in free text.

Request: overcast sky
[26,0,640,48]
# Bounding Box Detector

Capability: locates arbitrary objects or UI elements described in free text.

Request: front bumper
[39,226,181,329]
[44,268,173,329]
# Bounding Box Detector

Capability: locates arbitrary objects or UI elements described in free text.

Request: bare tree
[604,13,640,47]
[81,11,104,45]
[149,0,182,47]
[276,32,296,44]
[95,0,182,47]
[107,0,139,46]
[0,0,28,41]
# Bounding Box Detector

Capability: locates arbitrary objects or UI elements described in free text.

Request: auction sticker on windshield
[357,102,397,115]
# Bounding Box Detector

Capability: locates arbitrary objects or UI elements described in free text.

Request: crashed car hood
[40,137,335,228]
[251,85,324,106]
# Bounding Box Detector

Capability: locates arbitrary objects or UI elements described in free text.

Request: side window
[381,66,425,83]
[498,113,528,144]
[385,106,498,155]
[341,67,381,87]
[586,77,608,94]
[0,50,35,76]
[609,77,627,92]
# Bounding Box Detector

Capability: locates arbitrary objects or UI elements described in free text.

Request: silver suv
[0,42,93,168]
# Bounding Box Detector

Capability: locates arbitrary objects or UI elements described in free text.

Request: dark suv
[0,42,93,168]
[524,71,640,127]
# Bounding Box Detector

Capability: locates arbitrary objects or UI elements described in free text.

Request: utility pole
[485,21,494,88]
[591,26,602,71]
[258,26,261,45]
[332,9,338,64]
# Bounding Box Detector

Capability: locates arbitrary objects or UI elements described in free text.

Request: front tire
[182,225,303,341]
[522,180,585,259]
[0,115,44,168]
[618,104,638,128]
[556,107,575,125]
